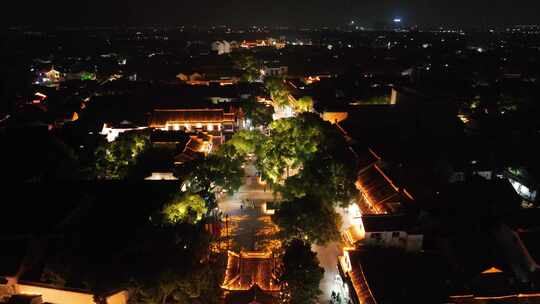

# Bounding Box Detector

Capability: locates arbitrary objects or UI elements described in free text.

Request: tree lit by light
[162,193,207,225]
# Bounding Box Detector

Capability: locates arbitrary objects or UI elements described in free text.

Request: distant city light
[393,18,402,23]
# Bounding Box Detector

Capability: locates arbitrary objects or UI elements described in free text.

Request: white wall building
[211,40,231,55]
[359,215,423,252]
[262,65,288,77]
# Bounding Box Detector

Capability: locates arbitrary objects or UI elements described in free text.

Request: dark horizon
[2,0,540,28]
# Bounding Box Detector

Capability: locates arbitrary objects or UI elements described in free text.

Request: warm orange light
[374,164,399,192]
[35,92,47,99]
[482,266,503,274]
[403,189,414,200]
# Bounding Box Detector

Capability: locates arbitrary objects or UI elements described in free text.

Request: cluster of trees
[257,113,357,199]
[93,131,150,179]
[161,193,207,225]
[124,141,254,303]
[264,77,314,113]
[223,113,357,245]
[264,77,291,107]
[277,239,325,304]
[0,127,153,182]
[263,114,354,302]
[42,222,221,304]
[464,93,535,115]
[295,96,314,112]
[175,147,245,211]
[232,52,260,82]
[273,197,342,245]
[36,184,221,304]
[240,97,274,127]
[128,222,222,304]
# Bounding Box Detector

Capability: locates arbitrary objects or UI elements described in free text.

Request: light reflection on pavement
[218,160,356,303]
[217,161,280,252]
[313,206,355,303]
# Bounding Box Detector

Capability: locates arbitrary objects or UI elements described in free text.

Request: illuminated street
[5,13,540,304]
[217,160,280,252]
[219,159,360,302]
[313,205,357,303]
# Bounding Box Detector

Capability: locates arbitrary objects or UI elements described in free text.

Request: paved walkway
[313,206,356,303]
[217,162,280,252]
[218,161,355,303]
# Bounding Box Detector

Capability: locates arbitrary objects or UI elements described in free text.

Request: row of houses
[332,86,540,303]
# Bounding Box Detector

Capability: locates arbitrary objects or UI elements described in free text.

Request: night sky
[2,0,539,27]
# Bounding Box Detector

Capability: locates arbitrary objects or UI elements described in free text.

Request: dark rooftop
[361,215,420,234]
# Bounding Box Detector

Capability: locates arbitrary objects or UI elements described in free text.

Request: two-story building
[149,108,236,145]
[359,215,423,252]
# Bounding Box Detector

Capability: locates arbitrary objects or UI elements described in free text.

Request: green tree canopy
[255,113,324,184]
[161,193,207,225]
[177,154,244,195]
[175,145,245,210]
[94,131,149,179]
[278,238,324,304]
[273,196,342,245]
[217,129,263,160]
[264,77,291,107]
[295,96,314,113]
[255,113,357,207]
[232,52,260,82]
[241,97,275,127]
[279,148,357,207]
[128,223,220,304]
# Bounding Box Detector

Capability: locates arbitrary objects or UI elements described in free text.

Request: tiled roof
[357,165,401,208]
[222,251,279,292]
[149,109,233,127]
